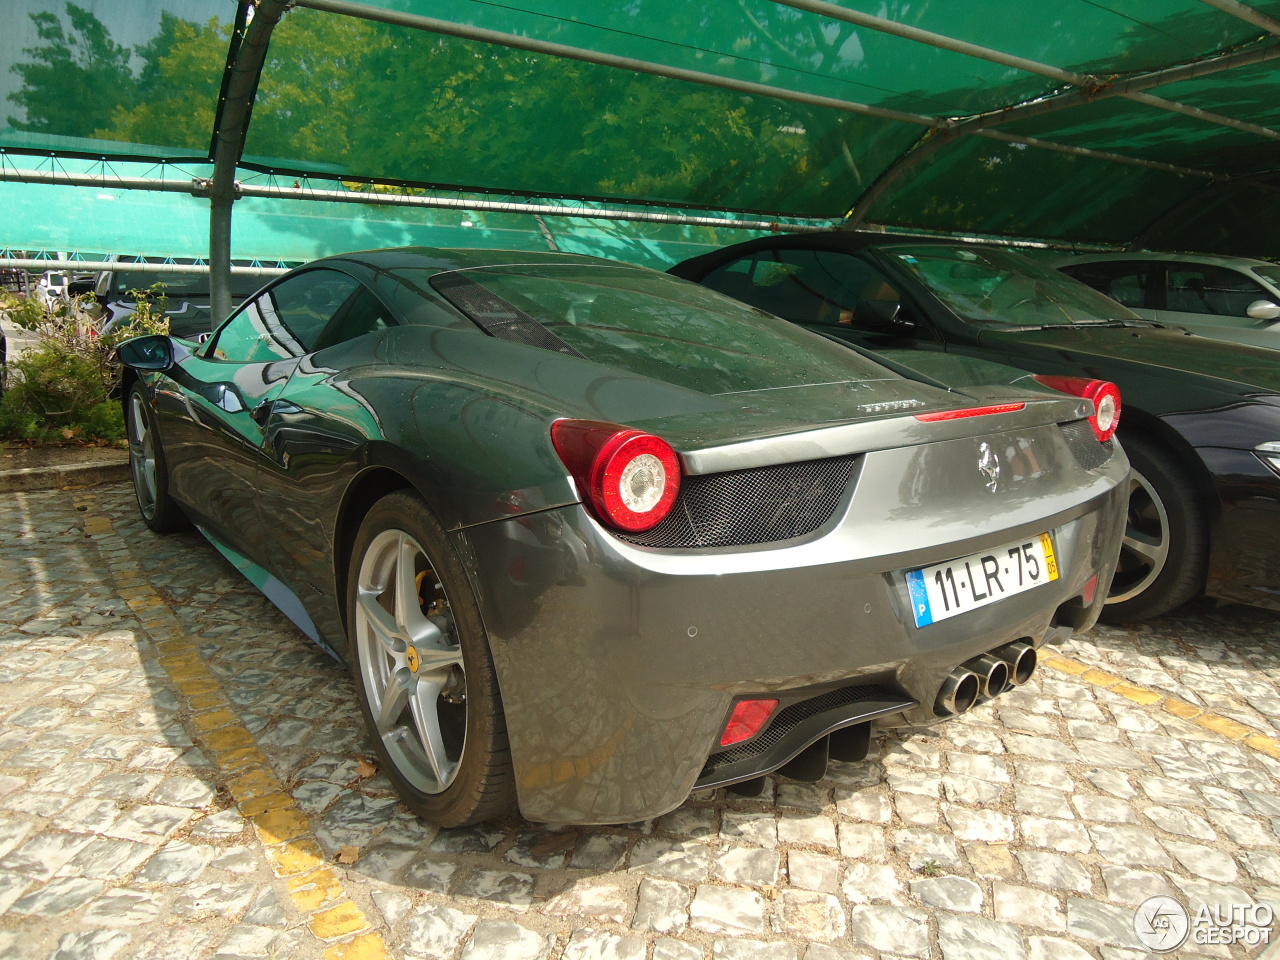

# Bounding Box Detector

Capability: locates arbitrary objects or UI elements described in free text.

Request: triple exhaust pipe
[935,641,1038,716]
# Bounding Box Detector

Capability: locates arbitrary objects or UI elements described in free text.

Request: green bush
[0,284,169,443]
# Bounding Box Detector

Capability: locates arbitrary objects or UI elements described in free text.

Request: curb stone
[0,459,130,492]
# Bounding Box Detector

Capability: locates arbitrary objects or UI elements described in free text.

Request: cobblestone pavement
[2,483,1279,960]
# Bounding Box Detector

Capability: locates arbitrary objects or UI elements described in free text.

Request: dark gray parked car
[118,248,1128,825]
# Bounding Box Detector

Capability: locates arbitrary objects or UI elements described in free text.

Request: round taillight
[551,420,682,532]
[1031,375,1122,443]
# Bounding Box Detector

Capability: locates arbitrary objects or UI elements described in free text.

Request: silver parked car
[117,248,1129,825]
[1054,252,1280,349]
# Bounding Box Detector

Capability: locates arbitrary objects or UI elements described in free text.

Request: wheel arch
[1116,406,1221,524]
[332,465,417,631]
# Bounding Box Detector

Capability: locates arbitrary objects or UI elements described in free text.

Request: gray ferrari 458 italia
[117,248,1128,826]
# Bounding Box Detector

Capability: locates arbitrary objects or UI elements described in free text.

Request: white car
[1053,252,1280,349]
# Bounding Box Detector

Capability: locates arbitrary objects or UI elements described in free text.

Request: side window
[702,248,911,335]
[313,288,397,351]
[1062,261,1151,309]
[1166,265,1269,317]
[204,269,360,361]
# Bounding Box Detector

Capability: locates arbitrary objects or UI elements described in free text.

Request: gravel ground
[0,483,1277,960]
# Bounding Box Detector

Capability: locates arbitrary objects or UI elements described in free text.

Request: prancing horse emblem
[978,442,1001,492]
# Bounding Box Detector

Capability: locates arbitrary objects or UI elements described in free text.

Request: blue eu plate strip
[906,568,933,627]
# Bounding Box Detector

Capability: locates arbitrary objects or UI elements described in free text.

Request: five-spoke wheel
[1101,433,1207,623]
[347,491,515,826]
[125,382,189,533]
[354,528,467,794]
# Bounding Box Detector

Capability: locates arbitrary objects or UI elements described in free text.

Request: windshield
[881,245,1141,326]
[1252,265,1280,289]
[422,264,897,396]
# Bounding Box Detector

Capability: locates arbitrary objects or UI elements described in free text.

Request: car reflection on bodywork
[118,247,1127,826]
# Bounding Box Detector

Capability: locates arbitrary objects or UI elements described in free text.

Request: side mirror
[1246,299,1280,321]
[116,334,174,371]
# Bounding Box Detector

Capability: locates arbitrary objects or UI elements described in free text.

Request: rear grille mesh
[1060,420,1113,472]
[618,454,859,549]
[704,685,889,768]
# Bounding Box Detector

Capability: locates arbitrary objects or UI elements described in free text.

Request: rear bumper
[460,450,1127,824]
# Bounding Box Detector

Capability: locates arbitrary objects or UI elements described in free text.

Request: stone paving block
[993,882,1065,932]
[404,903,478,958]
[630,839,714,883]
[1161,839,1240,883]
[458,920,553,960]
[59,836,153,879]
[1013,855,1095,901]
[632,877,692,933]
[1066,898,1144,947]
[690,884,766,935]
[893,794,939,827]
[777,813,837,849]
[911,875,983,913]
[541,879,632,924]
[713,940,799,960]
[848,904,930,958]
[11,876,105,915]
[787,850,841,894]
[774,889,845,940]
[48,929,131,960]
[453,868,535,908]
[652,940,704,960]
[892,828,961,868]
[937,913,1027,960]
[0,830,93,880]
[571,833,631,869]
[562,929,647,960]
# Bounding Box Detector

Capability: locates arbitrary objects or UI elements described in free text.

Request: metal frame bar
[208,0,292,324]
[845,40,1280,227]
[0,165,839,233]
[1196,0,1280,35]
[769,0,1280,139]
[0,259,288,277]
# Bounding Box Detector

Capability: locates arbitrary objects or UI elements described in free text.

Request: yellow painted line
[72,492,390,960]
[1044,653,1280,761]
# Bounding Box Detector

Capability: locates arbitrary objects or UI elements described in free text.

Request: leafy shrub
[0,284,170,443]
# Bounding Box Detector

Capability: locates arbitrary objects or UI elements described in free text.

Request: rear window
[422,264,897,396]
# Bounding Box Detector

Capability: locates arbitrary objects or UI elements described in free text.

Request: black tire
[346,491,516,827]
[1100,433,1208,623]
[125,382,190,534]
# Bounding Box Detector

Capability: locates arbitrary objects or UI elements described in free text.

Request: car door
[1058,259,1158,319]
[156,268,361,555]
[1159,262,1277,332]
[696,245,945,354]
[252,283,402,643]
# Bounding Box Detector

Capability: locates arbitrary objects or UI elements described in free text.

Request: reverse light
[1032,375,1122,442]
[551,419,682,532]
[720,699,779,746]
[914,402,1025,422]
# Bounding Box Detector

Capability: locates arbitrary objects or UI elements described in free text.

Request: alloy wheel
[128,392,158,520]
[354,529,466,794]
[1107,468,1170,605]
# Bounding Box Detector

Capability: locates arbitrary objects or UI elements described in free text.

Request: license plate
[905,533,1059,627]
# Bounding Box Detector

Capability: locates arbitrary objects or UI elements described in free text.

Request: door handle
[250,399,274,425]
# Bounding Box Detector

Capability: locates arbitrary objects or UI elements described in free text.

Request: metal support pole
[208,0,292,326]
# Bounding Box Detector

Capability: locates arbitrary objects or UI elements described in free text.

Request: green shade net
[1,0,1279,258]
[872,135,1208,244]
